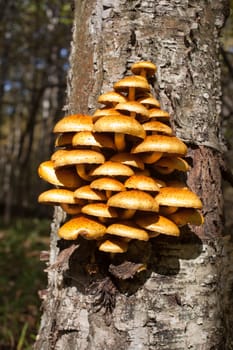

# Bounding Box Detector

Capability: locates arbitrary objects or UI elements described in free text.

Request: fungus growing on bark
[94,114,145,151]
[98,238,128,253]
[38,60,203,263]
[53,114,93,133]
[107,189,159,219]
[113,75,150,102]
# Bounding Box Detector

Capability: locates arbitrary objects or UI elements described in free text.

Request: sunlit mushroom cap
[38,189,79,205]
[131,61,157,76]
[106,221,149,241]
[137,96,160,108]
[168,208,204,226]
[98,91,127,106]
[125,175,160,192]
[114,75,150,93]
[90,161,134,177]
[52,149,105,168]
[115,101,149,119]
[136,214,180,237]
[149,108,170,119]
[131,135,188,155]
[58,216,106,240]
[107,190,159,212]
[38,160,82,188]
[155,187,203,209]
[72,131,115,149]
[110,153,144,170]
[53,114,93,133]
[98,238,128,253]
[142,121,173,135]
[94,114,146,139]
[90,177,125,192]
[74,185,106,201]
[154,156,190,173]
[81,203,118,218]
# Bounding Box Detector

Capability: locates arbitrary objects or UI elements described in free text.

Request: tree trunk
[34,1,233,349]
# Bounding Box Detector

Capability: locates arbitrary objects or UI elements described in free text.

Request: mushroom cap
[98,91,127,106]
[136,214,180,237]
[137,96,160,108]
[142,121,173,135]
[81,203,118,218]
[38,160,82,188]
[124,175,160,192]
[53,114,93,133]
[98,238,128,253]
[107,190,159,212]
[58,216,106,240]
[94,114,146,139]
[114,75,150,93]
[72,131,115,149]
[90,177,125,192]
[106,221,149,241]
[168,208,204,226]
[74,185,106,201]
[38,188,79,205]
[52,149,105,168]
[154,156,190,173]
[55,133,75,147]
[131,61,157,76]
[110,153,144,170]
[92,108,121,120]
[149,108,170,119]
[90,161,134,177]
[115,101,149,119]
[155,187,203,209]
[131,135,188,155]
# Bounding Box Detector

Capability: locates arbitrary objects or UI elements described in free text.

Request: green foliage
[0,218,50,349]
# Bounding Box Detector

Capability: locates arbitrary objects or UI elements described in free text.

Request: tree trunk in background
[34,1,233,349]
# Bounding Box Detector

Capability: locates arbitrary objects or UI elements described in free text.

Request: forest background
[0,1,232,349]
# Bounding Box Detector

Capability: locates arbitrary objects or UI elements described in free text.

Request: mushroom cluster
[38,61,204,254]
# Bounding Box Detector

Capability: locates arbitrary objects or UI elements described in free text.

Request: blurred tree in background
[0,0,73,224]
[0,1,73,348]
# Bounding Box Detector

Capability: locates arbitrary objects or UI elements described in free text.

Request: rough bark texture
[34,1,233,349]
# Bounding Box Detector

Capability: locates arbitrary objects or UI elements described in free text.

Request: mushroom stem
[130,111,136,118]
[140,69,146,78]
[121,209,136,219]
[128,87,135,101]
[106,190,112,199]
[76,164,92,181]
[114,133,126,151]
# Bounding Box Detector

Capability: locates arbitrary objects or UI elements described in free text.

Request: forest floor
[0,218,50,350]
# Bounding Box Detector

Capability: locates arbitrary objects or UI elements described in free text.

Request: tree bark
[34,1,233,349]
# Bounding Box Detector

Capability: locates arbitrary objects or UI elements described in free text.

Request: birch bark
[34,1,233,349]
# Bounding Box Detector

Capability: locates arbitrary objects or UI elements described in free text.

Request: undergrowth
[0,218,50,350]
